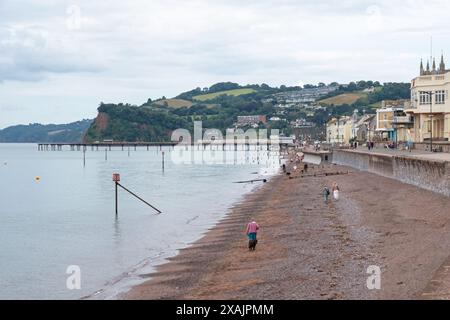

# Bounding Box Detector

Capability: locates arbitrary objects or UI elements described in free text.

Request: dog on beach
[248,239,258,251]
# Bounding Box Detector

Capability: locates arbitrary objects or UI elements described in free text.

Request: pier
[37,142,178,151]
[37,141,290,152]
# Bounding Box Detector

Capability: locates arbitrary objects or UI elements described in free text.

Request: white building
[406,55,450,142]
[326,116,352,144]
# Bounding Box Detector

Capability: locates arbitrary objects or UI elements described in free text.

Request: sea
[0,143,280,299]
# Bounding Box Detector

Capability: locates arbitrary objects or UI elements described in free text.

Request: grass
[154,99,193,109]
[193,88,256,101]
[318,91,368,105]
[368,101,382,110]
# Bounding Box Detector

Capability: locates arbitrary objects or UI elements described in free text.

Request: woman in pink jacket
[246,221,260,251]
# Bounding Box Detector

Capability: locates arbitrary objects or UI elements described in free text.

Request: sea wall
[302,150,333,165]
[333,150,450,197]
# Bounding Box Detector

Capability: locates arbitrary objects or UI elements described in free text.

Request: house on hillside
[236,115,267,128]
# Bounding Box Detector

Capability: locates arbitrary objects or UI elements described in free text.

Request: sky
[1,0,450,128]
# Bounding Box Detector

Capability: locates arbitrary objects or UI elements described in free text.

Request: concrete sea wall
[333,150,450,197]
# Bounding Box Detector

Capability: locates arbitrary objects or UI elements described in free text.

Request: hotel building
[406,55,450,142]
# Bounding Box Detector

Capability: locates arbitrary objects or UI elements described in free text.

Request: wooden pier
[38,141,290,151]
[37,142,178,151]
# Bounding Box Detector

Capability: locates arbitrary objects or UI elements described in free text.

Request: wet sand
[123,160,450,300]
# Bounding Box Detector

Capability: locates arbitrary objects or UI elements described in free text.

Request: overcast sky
[1,0,450,128]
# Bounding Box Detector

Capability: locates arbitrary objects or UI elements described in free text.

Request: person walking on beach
[323,186,330,204]
[246,220,260,251]
[332,182,340,201]
[407,139,413,153]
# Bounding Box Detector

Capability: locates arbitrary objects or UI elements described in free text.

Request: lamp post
[428,91,434,152]
[337,116,341,145]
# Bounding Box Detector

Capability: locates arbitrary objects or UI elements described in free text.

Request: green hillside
[153,98,193,108]
[318,91,368,105]
[193,88,257,101]
[84,81,411,142]
[0,119,93,143]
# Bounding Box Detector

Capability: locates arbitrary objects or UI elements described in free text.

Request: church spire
[426,60,430,72]
[440,53,446,72]
[420,59,424,75]
[432,58,437,74]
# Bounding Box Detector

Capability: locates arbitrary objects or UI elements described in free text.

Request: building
[327,116,352,144]
[376,101,412,142]
[405,55,450,142]
[272,85,338,104]
[290,118,314,128]
[354,114,376,143]
[269,116,284,122]
[236,115,267,127]
[327,111,378,144]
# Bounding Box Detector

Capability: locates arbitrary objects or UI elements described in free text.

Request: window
[424,120,431,133]
[419,91,431,105]
[436,90,446,104]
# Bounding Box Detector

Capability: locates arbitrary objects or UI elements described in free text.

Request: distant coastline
[0,119,93,143]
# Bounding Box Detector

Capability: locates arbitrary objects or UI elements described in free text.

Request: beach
[123,159,450,300]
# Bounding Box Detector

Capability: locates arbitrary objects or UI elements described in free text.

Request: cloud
[2,0,450,128]
[0,26,104,82]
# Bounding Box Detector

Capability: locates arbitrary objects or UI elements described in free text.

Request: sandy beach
[123,159,450,300]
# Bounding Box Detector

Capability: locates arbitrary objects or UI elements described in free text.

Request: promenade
[352,146,450,162]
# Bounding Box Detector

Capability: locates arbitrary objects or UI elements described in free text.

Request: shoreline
[120,172,284,299]
[123,159,450,300]
[86,169,277,300]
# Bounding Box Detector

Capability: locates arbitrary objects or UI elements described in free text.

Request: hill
[84,104,188,142]
[84,81,411,142]
[153,98,193,108]
[0,119,93,143]
[318,91,368,105]
[193,88,257,101]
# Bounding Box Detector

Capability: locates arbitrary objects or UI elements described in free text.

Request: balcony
[393,115,414,124]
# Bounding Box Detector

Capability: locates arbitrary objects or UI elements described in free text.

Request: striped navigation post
[112,173,162,217]
[113,173,120,218]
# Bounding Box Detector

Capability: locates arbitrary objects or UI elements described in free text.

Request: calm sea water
[0,143,280,299]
